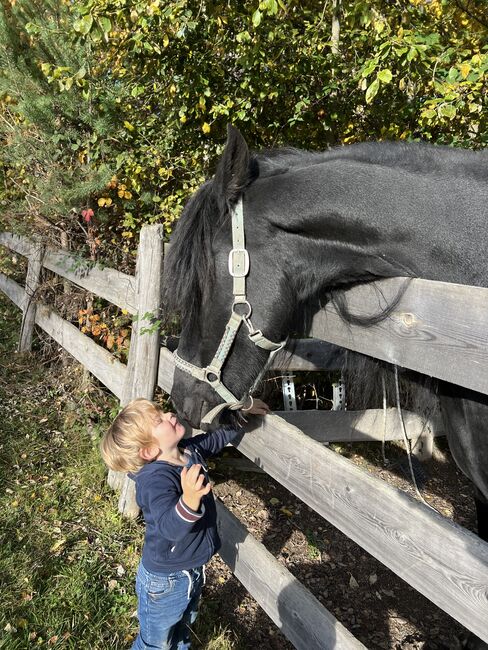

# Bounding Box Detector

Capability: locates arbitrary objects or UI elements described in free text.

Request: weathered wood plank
[43,247,137,314]
[121,225,164,405]
[118,225,164,516]
[0,232,34,257]
[19,243,44,352]
[35,303,126,399]
[233,415,488,642]
[275,408,439,443]
[0,272,24,308]
[216,500,366,650]
[311,277,488,395]
[0,232,137,313]
[158,346,176,394]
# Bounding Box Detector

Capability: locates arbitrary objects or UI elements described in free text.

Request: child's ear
[139,445,159,462]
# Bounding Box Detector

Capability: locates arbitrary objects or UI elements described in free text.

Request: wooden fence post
[108,224,165,517]
[19,242,44,353]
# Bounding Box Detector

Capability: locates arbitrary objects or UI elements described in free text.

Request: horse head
[164,125,486,428]
[163,126,293,428]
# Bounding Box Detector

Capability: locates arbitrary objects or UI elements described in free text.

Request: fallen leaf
[50,538,66,553]
[280,507,293,517]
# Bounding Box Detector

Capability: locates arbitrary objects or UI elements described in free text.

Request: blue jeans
[131,562,205,650]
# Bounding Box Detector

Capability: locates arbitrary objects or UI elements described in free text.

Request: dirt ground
[200,437,479,650]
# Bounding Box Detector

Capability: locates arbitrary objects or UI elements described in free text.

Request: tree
[0,0,486,264]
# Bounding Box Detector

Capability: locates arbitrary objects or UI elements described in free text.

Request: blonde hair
[100,398,161,473]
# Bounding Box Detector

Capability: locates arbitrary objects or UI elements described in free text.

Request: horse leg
[439,382,488,537]
[439,384,488,648]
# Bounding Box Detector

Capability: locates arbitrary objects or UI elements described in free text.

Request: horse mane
[162,180,219,326]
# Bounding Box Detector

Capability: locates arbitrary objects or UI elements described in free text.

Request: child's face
[150,411,186,452]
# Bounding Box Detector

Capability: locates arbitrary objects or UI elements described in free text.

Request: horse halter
[173,196,286,425]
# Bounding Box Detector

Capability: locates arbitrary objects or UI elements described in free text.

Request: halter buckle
[228,248,249,278]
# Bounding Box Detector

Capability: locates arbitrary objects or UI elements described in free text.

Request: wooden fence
[1,227,488,649]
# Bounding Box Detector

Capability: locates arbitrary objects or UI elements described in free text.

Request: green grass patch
[0,293,239,649]
[0,294,142,649]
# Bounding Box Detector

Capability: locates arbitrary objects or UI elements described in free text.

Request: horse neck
[250,149,487,296]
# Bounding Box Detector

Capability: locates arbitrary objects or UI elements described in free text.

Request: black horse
[163,126,488,554]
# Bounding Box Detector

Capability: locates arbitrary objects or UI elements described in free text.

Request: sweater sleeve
[183,426,242,458]
[142,477,206,542]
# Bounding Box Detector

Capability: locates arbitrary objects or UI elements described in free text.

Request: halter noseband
[173,197,286,425]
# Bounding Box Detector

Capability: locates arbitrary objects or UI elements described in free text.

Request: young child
[100,397,270,650]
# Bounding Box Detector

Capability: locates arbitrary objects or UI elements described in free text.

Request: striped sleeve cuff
[175,497,205,523]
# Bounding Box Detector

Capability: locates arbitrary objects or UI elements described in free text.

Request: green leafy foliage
[0,0,486,263]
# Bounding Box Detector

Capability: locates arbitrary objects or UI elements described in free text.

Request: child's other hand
[242,397,271,416]
[181,464,211,512]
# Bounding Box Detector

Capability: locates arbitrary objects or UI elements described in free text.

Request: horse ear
[213,124,250,205]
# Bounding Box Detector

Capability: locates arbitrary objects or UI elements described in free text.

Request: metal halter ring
[241,395,254,412]
[232,299,252,319]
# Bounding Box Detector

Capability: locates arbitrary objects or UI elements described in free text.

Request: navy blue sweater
[131,427,240,573]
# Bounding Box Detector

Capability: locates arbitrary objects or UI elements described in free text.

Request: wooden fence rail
[0,230,365,649]
[311,277,488,396]
[2,230,488,646]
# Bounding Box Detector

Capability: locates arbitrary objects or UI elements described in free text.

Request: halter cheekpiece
[173,196,286,424]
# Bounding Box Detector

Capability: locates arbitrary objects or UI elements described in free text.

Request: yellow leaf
[98,197,106,207]
[280,507,293,517]
[202,122,211,134]
[124,191,132,199]
[459,63,471,79]
[50,539,66,553]
[180,115,187,124]
[123,121,135,132]
[163,34,169,48]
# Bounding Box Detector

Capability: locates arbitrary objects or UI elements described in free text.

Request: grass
[0,291,237,650]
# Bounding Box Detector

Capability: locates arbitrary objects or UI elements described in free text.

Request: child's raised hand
[181,464,211,512]
[241,397,271,416]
